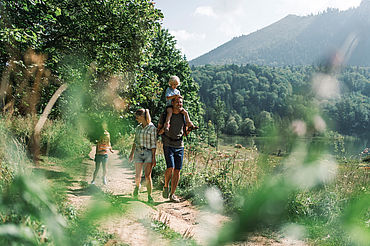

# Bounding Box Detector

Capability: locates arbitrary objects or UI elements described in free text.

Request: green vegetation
[1,0,369,246]
[192,64,370,141]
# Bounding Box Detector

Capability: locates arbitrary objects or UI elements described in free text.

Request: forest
[0,1,369,246]
[192,64,370,139]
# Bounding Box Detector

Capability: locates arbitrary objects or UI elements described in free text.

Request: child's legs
[92,160,101,181]
[165,107,173,124]
[101,156,108,178]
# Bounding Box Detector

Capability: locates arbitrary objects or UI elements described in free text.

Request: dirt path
[65,147,307,246]
[66,147,228,246]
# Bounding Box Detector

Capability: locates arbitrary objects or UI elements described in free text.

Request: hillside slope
[190,0,370,66]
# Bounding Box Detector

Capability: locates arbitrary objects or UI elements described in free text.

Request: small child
[91,130,114,185]
[159,75,194,134]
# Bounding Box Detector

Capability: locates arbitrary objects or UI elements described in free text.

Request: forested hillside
[192,64,370,139]
[191,0,370,66]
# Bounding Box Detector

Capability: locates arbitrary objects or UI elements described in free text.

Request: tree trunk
[32,84,68,164]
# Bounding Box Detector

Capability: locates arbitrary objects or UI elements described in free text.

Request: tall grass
[171,133,369,245]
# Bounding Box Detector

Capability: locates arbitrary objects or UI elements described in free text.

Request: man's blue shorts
[163,146,184,170]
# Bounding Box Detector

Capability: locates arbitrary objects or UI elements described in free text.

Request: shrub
[0,118,32,190]
[47,121,91,159]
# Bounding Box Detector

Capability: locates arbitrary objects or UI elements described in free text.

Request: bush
[5,115,34,146]
[47,121,91,159]
[114,134,134,157]
[0,117,33,190]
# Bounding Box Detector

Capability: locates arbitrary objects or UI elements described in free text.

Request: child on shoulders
[158,75,194,135]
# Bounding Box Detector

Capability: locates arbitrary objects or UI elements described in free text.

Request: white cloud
[193,1,244,37]
[194,6,218,18]
[168,29,207,59]
[169,29,206,42]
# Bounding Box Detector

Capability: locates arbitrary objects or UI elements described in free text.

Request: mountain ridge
[190,1,370,66]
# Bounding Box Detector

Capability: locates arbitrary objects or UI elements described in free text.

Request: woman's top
[134,122,157,149]
[165,87,180,106]
[96,143,111,155]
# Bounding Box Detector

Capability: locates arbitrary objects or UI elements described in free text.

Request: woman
[129,108,157,203]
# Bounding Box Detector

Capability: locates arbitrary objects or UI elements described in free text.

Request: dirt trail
[65,147,307,246]
[66,147,227,246]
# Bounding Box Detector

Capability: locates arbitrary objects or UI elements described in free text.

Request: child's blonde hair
[99,130,111,144]
[168,75,180,87]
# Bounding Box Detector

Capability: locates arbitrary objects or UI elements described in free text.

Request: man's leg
[169,147,184,202]
[164,167,173,188]
[163,146,174,198]
[170,169,180,195]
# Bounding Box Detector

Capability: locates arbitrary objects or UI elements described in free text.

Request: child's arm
[165,87,180,101]
[166,94,180,100]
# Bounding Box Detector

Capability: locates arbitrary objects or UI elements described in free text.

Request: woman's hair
[135,108,151,125]
[168,75,180,86]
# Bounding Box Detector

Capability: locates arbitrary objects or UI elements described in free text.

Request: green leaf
[55,7,62,17]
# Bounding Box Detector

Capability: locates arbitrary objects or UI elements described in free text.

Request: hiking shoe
[169,194,180,203]
[133,186,139,199]
[91,180,95,185]
[148,195,154,204]
[103,177,107,185]
[162,187,169,198]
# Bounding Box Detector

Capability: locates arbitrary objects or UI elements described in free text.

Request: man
[161,96,187,203]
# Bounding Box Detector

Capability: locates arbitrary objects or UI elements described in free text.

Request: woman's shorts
[134,147,152,163]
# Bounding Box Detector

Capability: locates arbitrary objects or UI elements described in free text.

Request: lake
[220,135,369,159]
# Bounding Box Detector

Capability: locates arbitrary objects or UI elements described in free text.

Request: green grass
[149,220,198,245]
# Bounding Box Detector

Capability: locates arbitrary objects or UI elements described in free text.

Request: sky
[154,0,363,60]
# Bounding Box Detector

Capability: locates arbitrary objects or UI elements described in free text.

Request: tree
[224,115,239,135]
[206,120,217,147]
[0,0,163,117]
[0,0,164,160]
[214,96,226,147]
[239,118,256,136]
[141,29,201,125]
[257,111,274,136]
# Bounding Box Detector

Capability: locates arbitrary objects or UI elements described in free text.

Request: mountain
[190,0,370,66]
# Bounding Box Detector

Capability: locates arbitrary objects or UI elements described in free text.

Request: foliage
[192,64,370,139]
[0,0,162,74]
[46,120,91,159]
[239,118,256,136]
[141,28,202,126]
